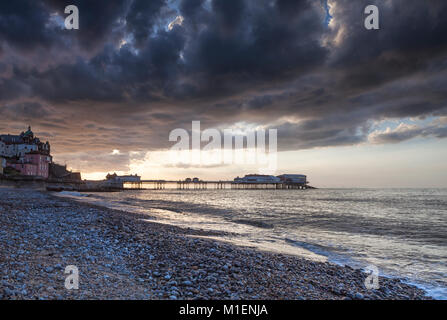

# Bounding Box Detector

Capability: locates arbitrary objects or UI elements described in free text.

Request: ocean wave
[232,219,274,229]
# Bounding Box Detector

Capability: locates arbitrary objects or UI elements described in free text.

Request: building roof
[0,127,46,147]
[24,126,33,136]
[242,174,280,179]
[0,135,24,144]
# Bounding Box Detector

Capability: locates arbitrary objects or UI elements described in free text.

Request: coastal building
[277,174,307,184]
[0,140,4,157]
[7,152,52,179]
[0,156,5,175]
[0,138,36,158]
[49,163,82,181]
[234,174,281,183]
[0,126,50,158]
[106,173,141,183]
[0,127,52,178]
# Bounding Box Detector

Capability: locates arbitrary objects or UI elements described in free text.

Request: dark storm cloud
[0,0,129,55]
[45,0,130,50]
[328,0,447,90]
[181,0,327,92]
[1,0,447,168]
[1,0,328,103]
[0,1,54,51]
[125,0,166,48]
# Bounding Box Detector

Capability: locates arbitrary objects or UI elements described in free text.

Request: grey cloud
[1,101,49,119]
[0,0,447,159]
[271,120,366,151]
[55,150,146,173]
[369,123,447,144]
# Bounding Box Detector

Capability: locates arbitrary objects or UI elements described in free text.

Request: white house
[106,173,141,182]
[0,129,40,158]
[4,143,38,158]
[234,174,281,183]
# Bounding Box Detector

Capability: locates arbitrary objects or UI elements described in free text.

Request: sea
[60,187,447,299]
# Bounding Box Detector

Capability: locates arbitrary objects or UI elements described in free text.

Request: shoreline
[0,187,432,300]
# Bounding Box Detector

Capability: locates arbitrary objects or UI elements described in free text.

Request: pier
[137,180,312,190]
[34,173,314,192]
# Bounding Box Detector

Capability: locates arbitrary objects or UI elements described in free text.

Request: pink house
[10,163,37,176]
[8,152,52,178]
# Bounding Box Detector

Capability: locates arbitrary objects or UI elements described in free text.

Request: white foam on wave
[405,280,447,300]
[57,191,90,197]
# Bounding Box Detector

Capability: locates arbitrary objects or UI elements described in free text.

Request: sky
[1,0,447,187]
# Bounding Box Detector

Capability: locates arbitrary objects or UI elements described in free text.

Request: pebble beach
[0,187,431,300]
